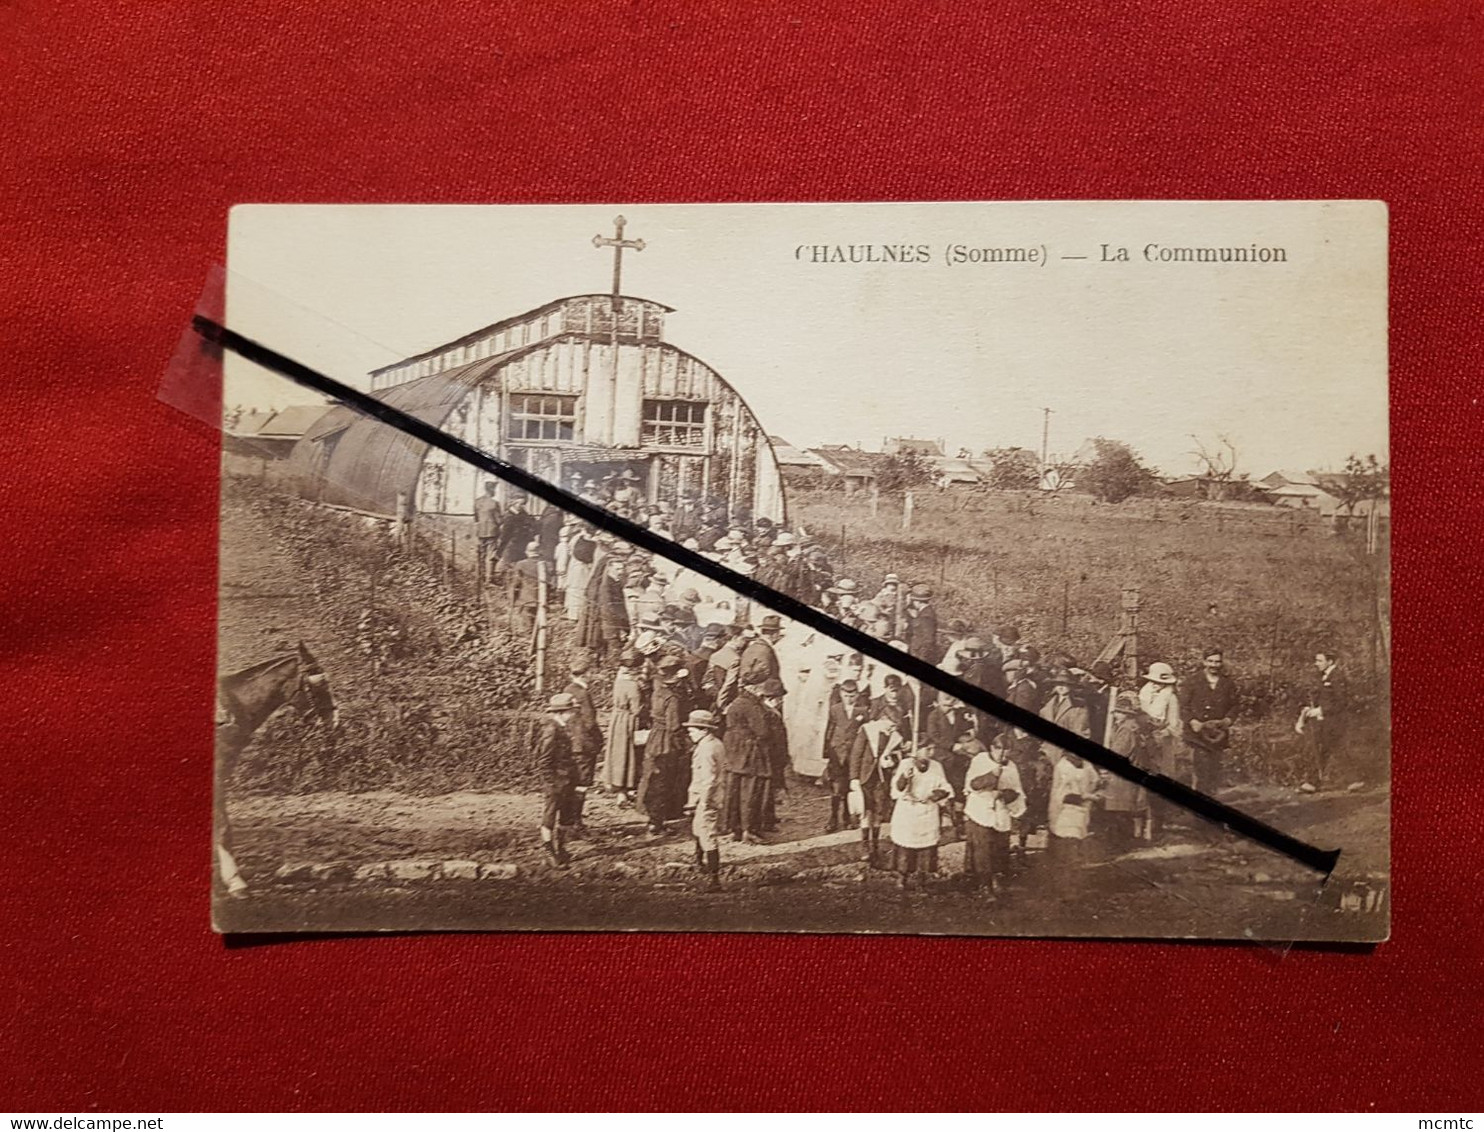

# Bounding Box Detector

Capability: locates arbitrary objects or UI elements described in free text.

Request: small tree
[1189,433,1240,501]
[877,448,933,494]
[984,446,1040,491]
[1079,438,1157,503]
[1333,453,1390,515]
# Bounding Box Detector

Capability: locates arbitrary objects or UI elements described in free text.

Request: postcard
[214,201,1389,939]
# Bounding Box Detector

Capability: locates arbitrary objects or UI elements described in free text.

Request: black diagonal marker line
[194,315,1341,877]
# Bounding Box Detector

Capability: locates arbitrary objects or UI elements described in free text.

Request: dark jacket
[739,636,780,687]
[904,603,939,662]
[1181,672,1239,749]
[563,679,603,765]
[536,507,564,561]
[925,703,973,758]
[722,690,773,777]
[534,717,577,787]
[848,719,905,786]
[823,688,870,768]
[496,508,537,565]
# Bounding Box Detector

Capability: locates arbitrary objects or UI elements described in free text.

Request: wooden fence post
[902,491,914,531]
[1120,586,1141,682]
[534,560,549,694]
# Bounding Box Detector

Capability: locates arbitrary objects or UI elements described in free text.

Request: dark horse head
[217,641,338,756]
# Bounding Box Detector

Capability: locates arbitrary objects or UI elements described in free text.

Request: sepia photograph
[214,201,1389,940]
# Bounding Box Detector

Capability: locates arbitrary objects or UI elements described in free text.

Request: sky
[225,201,1389,478]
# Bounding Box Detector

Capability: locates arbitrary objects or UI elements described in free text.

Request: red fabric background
[4,0,1481,1112]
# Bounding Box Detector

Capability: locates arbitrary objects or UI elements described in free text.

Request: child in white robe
[889,747,953,888]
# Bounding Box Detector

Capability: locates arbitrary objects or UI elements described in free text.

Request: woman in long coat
[603,651,645,800]
[575,556,630,662]
[1102,691,1153,844]
[1138,661,1183,830]
[637,656,691,834]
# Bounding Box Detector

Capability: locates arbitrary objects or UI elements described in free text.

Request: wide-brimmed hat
[1143,662,1177,685]
[759,678,787,698]
[773,532,796,547]
[882,572,900,585]
[759,614,782,631]
[832,578,859,595]
[961,635,989,652]
[684,709,720,731]
[910,583,932,600]
[546,692,577,711]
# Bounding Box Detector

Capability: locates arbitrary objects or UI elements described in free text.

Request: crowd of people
[474,478,1347,894]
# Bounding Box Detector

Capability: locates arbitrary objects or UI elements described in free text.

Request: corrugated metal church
[288,292,786,525]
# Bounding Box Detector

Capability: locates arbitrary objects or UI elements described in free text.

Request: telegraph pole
[1040,407,1054,477]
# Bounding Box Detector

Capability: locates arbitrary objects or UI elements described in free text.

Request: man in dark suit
[495,496,537,569]
[534,693,580,867]
[535,502,564,564]
[821,678,870,832]
[740,617,782,687]
[473,481,503,586]
[849,710,906,866]
[562,654,604,830]
[1182,647,1240,793]
[904,583,940,663]
[1302,649,1345,787]
[722,678,774,843]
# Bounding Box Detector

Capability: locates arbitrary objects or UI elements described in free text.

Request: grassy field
[790,486,1390,786]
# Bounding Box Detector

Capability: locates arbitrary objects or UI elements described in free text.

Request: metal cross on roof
[591,215,645,308]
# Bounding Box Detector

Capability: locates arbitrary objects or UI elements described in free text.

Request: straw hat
[1143,662,1177,685]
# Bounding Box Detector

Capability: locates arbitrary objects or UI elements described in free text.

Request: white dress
[889,757,953,849]
[1048,757,1101,839]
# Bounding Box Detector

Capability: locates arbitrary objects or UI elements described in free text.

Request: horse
[215,642,337,896]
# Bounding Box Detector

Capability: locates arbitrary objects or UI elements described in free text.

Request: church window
[507,394,576,442]
[642,399,706,448]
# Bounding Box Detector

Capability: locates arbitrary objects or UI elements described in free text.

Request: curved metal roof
[289,349,526,515]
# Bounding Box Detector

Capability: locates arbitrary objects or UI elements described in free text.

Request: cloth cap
[910,584,932,599]
[546,693,577,711]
